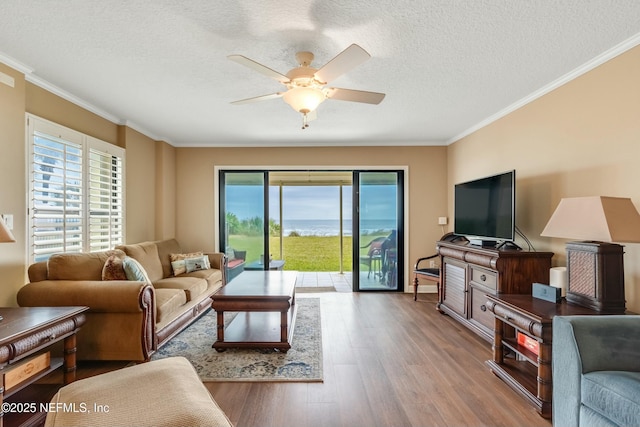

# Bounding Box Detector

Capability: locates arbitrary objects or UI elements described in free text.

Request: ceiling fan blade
[326,87,386,104]
[228,55,289,83]
[314,44,371,84]
[230,92,284,105]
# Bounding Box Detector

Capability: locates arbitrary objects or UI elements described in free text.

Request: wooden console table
[0,306,87,427]
[436,240,553,342]
[485,294,597,418]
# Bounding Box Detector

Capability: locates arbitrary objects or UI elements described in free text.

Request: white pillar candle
[550,267,567,297]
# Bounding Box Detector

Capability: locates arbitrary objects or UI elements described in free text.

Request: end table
[0,306,88,427]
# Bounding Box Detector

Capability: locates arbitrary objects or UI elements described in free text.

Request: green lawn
[228,234,386,271]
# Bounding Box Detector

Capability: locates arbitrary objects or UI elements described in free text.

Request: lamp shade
[282,87,326,113]
[541,196,640,243]
[0,218,15,243]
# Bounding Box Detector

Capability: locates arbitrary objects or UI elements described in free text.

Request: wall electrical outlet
[429,260,436,268]
[438,216,448,225]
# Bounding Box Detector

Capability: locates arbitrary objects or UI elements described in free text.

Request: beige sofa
[17,239,226,361]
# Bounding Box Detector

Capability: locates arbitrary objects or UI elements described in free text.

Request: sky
[226,184,397,221]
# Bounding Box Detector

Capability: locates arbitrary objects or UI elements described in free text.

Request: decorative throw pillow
[225,247,236,261]
[102,254,127,281]
[122,256,152,284]
[185,255,211,273]
[170,252,204,276]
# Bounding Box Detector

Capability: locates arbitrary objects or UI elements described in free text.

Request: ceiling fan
[228,44,385,129]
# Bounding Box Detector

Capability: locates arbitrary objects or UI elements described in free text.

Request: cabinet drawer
[469,285,495,334]
[471,267,497,290]
[3,352,50,391]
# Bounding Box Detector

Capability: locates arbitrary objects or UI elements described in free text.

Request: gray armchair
[552,315,640,427]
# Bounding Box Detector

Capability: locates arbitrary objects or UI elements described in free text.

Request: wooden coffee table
[212,271,297,352]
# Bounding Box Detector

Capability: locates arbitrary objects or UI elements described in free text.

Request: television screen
[454,170,515,242]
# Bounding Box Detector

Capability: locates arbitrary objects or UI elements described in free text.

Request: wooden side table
[484,294,598,418]
[0,306,87,427]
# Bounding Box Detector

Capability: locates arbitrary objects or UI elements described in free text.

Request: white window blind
[27,115,125,262]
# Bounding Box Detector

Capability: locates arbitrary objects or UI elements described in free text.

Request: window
[27,114,125,262]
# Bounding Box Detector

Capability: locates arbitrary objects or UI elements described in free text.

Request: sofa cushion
[155,239,183,278]
[154,277,208,301]
[48,250,126,281]
[184,268,223,288]
[102,255,127,281]
[154,288,187,323]
[582,371,640,426]
[118,242,164,282]
[170,252,204,276]
[228,259,244,269]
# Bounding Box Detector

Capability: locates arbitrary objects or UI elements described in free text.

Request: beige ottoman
[45,356,233,427]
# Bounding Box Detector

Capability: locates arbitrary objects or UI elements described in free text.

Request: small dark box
[532,282,561,303]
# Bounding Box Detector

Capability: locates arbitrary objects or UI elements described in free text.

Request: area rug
[151,298,323,382]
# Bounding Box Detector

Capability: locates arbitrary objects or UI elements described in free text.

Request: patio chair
[413,254,440,301]
[361,236,386,278]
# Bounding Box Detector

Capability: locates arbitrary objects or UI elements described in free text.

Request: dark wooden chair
[413,254,440,301]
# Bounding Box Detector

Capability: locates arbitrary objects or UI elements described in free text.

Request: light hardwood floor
[205,292,552,427]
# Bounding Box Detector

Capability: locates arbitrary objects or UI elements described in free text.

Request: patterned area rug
[151,298,322,382]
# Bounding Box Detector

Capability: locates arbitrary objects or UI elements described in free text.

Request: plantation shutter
[88,139,124,252]
[31,131,84,261]
[28,115,125,263]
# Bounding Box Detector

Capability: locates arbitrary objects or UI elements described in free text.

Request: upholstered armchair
[552,315,640,427]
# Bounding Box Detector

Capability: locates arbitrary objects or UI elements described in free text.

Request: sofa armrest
[17,280,153,313]
[205,252,226,270]
[552,315,640,426]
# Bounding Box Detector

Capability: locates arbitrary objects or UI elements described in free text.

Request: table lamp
[1,215,15,243]
[541,196,640,313]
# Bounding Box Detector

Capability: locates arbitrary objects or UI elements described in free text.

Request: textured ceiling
[1,1,639,147]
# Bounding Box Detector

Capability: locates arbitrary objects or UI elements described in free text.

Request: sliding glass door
[219,171,267,281]
[219,169,404,291]
[354,171,404,291]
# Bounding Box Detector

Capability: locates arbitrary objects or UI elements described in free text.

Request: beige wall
[155,141,177,240]
[0,64,27,306]
[26,83,120,146]
[119,126,159,244]
[448,45,640,312]
[175,146,449,290]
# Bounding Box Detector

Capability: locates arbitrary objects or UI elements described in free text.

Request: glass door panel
[219,171,267,280]
[355,171,403,291]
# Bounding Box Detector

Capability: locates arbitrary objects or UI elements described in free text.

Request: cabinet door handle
[480,274,486,281]
[480,304,487,312]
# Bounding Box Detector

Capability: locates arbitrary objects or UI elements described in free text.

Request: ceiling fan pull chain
[302,113,309,129]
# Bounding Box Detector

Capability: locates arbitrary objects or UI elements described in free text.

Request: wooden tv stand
[436,240,553,342]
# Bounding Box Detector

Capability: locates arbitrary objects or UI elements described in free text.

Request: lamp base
[566,241,626,314]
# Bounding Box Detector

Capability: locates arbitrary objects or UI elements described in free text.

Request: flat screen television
[454,170,515,246]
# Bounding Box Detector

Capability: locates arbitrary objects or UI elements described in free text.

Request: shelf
[487,358,539,403]
[503,337,539,366]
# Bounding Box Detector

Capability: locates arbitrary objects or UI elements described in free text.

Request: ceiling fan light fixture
[282,87,326,114]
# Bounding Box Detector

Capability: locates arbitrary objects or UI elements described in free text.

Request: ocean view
[282,219,395,236]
